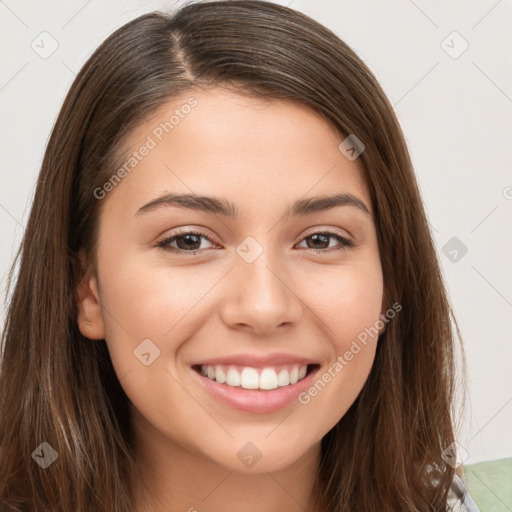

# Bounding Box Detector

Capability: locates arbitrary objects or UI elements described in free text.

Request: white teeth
[259,368,278,390]
[277,369,290,387]
[215,366,226,384]
[199,364,310,390]
[226,368,241,387]
[240,367,259,389]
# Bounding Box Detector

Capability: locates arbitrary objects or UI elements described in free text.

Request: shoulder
[446,473,480,511]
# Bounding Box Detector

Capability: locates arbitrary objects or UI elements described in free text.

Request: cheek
[295,263,382,428]
[95,257,213,432]
[305,260,384,346]
[97,252,217,367]
[334,271,383,347]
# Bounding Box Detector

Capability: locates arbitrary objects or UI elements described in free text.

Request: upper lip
[192,352,320,368]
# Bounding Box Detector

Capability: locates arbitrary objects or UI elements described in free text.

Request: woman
[0,1,479,510]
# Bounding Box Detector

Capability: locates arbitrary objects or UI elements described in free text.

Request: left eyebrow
[134,192,371,218]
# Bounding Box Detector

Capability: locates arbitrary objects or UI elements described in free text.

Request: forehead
[102,87,371,220]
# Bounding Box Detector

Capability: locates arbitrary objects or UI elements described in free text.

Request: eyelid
[300,225,352,240]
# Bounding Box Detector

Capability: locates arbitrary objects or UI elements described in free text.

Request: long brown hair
[0,1,463,510]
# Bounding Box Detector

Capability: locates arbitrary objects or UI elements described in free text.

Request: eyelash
[156,228,356,255]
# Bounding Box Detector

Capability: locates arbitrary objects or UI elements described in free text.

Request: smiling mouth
[191,363,320,391]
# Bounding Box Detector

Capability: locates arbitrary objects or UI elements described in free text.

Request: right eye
[156,229,219,255]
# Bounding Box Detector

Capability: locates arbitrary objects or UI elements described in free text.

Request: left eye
[297,232,355,252]
[156,229,355,255]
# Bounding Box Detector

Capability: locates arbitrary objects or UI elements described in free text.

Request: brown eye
[157,229,217,255]
[297,231,355,253]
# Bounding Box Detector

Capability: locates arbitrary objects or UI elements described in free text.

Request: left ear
[75,249,106,340]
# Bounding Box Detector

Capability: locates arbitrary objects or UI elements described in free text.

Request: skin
[76,87,385,512]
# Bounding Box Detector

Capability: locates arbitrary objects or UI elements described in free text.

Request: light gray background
[0,0,511,465]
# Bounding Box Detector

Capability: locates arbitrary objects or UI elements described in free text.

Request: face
[77,87,384,474]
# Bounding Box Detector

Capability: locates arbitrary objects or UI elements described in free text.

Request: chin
[204,436,317,474]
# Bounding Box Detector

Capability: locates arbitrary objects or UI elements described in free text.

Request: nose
[219,246,303,335]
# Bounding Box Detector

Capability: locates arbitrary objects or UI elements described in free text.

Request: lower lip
[190,365,320,414]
